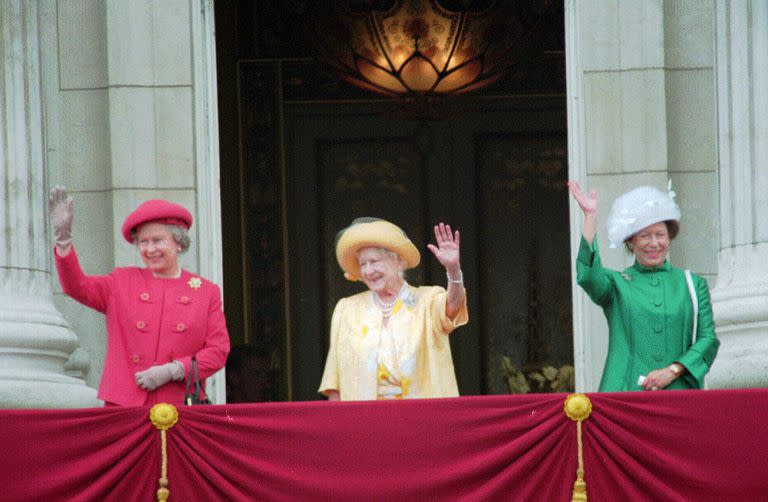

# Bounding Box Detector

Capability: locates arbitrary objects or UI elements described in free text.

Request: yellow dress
[319,284,468,401]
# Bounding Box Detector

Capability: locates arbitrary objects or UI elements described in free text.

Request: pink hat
[121,199,193,243]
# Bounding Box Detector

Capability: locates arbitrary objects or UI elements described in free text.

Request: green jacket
[577,237,719,391]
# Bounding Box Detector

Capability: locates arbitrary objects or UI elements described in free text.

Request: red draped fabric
[1,389,766,501]
[0,407,158,502]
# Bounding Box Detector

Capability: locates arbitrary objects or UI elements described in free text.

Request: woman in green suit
[568,181,719,392]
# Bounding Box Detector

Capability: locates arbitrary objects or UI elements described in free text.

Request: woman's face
[357,247,403,295]
[136,222,180,276]
[629,221,670,268]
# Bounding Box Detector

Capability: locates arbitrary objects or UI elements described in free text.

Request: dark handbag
[184,355,211,405]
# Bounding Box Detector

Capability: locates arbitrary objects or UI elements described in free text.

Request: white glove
[48,186,74,248]
[135,361,185,391]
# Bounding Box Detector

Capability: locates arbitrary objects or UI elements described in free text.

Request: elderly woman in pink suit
[49,188,230,406]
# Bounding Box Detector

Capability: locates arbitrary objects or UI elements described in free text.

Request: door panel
[285,111,452,400]
[475,133,572,393]
[317,139,429,325]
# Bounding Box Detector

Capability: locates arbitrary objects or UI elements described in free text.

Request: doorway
[215,1,571,401]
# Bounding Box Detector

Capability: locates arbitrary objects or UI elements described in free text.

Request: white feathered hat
[606,181,681,248]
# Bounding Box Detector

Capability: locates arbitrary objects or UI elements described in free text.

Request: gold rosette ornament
[150,403,179,501]
[564,394,592,502]
[564,393,592,421]
[150,403,179,430]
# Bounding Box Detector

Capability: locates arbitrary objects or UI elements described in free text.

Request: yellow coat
[319,285,468,400]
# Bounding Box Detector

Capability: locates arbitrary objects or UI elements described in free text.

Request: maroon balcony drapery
[1,389,766,501]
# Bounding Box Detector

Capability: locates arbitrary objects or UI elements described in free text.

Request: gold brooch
[188,277,202,289]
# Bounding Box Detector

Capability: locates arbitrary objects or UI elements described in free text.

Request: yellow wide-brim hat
[335,219,420,281]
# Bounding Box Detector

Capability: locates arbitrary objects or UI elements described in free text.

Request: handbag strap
[685,269,709,389]
[193,356,202,396]
[185,358,193,395]
[684,269,698,346]
[185,355,202,398]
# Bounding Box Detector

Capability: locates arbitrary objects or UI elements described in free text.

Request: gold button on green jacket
[576,237,720,391]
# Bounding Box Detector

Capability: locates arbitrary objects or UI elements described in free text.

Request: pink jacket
[55,247,230,406]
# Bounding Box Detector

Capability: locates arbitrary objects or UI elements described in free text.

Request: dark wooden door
[281,100,571,400]
[217,0,569,402]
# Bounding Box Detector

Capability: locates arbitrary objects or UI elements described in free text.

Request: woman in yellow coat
[319,219,468,401]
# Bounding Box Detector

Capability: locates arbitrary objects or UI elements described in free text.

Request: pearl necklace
[373,282,407,317]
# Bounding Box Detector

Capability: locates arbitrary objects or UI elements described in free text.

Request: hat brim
[336,220,420,281]
[121,200,193,243]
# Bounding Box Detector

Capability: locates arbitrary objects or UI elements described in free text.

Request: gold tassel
[150,404,179,502]
[564,394,592,502]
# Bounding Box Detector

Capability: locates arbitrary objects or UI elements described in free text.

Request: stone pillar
[0,0,98,407]
[708,0,768,388]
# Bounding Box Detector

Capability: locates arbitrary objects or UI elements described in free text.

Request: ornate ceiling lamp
[313,0,548,98]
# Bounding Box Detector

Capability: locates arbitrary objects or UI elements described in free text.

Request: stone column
[708,0,768,388]
[0,0,98,407]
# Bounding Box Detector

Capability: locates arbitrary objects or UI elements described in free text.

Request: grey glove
[48,186,73,248]
[135,361,185,391]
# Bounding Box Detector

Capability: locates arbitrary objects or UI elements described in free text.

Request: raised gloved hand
[135,361,185,391]
[48,186,73,248]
